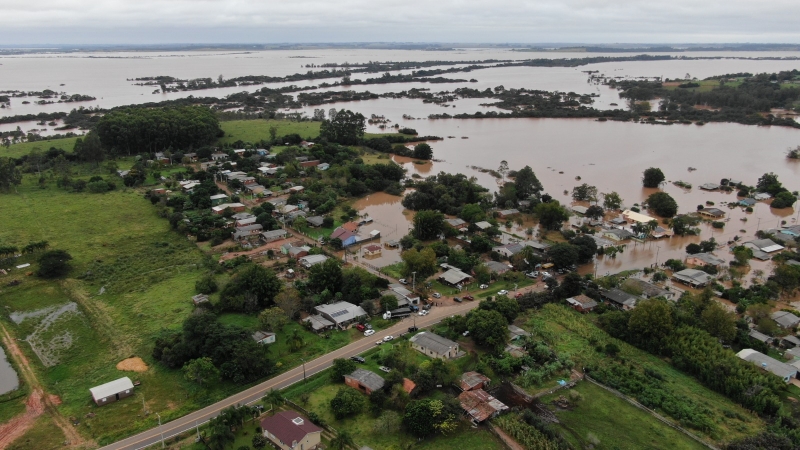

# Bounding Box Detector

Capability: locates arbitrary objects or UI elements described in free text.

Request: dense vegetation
[401,172,490,215]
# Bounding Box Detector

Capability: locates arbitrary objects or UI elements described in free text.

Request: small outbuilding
[90,377,135,406]
[344,368,385,395]
[460,371,491,391]
[252,331,276,345]
[566,294,598,312]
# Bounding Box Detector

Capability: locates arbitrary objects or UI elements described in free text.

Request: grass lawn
[540,382,708,450]
[524,304,765,445]
[662,80,743,92]
[218,120,321,145]
[380,262,405,279]
[1,136,79,159]
[7,415,69,450]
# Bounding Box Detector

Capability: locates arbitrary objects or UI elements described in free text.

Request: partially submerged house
[744,239,784,260]
[672,269,715,288]
[409,332,460,359]
[445,218,468,230]
[698,208,725,219]
[622,210,655,224]
[686,252,725,268]
[345,369,385,395]
[601,228,634,242]
[623,278,676,301]
[497,209,520,219]
[363,244,382,256]
[492,243,524,258]
[90,377,134,406]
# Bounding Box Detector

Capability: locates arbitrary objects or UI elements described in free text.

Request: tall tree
[534,201,569,230]
[412,210,445,240]
[0,157,22,192]
[73,132,105,165]
[642,167,666,188]
[319,109,366,145]
[412,143,433,160]
[513,165,543,199]
[646,192,678,217]
[183,357,221,386]
[602,191,623,210]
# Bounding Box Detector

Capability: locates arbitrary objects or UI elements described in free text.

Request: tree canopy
[646,192,678,217]
[642,167,665,188]
[319,109,366,145]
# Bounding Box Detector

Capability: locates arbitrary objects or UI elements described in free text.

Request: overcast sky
[1,0,799,45]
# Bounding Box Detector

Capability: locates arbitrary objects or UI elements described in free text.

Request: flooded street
[351,192,414,266]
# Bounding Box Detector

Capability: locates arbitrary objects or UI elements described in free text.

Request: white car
[418,310,429,316]
[498,290,509,296]
[379,366,391,373]
[479,284,489,289]
[541,272,552,279]
[432,292,441,298]
[399,279,408,285]
[383,335,394,342]
[376,340,383,346]
[364,329,375,337]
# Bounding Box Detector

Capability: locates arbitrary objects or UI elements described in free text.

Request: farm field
[1,136,79,159]
[524,304,765,445]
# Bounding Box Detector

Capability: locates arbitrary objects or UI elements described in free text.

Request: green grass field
[662,80,743,92]
[0,176,224,446]
[540,381,708,450]
[218,120,321,145]
[1,137,79,159]
[525,304,765,444]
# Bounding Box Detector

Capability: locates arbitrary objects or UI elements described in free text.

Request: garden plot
[9,302,86,367]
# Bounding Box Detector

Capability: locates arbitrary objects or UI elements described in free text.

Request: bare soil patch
[116,357,149,372]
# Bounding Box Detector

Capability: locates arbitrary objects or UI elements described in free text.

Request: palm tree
[288,329,304,351]
[329,430,355,450]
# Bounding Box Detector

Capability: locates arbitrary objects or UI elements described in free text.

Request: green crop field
[524,305,765,445]
[540,382,708,450]
[1,137,79,159]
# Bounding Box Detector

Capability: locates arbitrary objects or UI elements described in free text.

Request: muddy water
[0,345,19,395]
[350,192,414,266]
[351,118,800,275]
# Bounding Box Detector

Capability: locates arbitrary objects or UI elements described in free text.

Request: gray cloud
[0,0,798,44]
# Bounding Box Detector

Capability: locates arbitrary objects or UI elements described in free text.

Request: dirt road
[0,323,89,449]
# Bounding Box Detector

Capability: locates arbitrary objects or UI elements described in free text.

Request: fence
[583,375,718,450]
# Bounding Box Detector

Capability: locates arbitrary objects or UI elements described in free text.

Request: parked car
[432,292,442,298]
[423,304,432,310]
[498,290,509,296]
[541,272,552,278]
[516,292,523,298]
[409,305,419,312]
[525,271,539,278]
[379,366,391,373]
[376,340,383,346]
[350,356,365,363]
[355,324,366,332]
[364,323,373,330]
[479,284,489,289]
[399,279,408,285]
[453,297,462,303]
[418,310,429,316]
[364,329,375,337]
[463,330,470,337]
[408,326,418,332]
[384,335,394,342]
[463,294,474,301]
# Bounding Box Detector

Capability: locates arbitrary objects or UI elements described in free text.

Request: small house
[622,210,655,224]
[686,253,725,268]
[446,218,468,229]
[754,193,772,201]
[363,244,382,256]
[737,349,797,383]
[90,377,135,406]
[698,208,725,219]
[474,221,493,230]
[252,331,276,345]
[211,152,228,161]
[260,411,322,450]
[409,332,460,359]
[601,228,634,242]
[601,288,638,310]
[622,278,676,301]
[485,260,512,275]
[571,205,589,215]
[314,301,368,329]
[492,243,524,258]
[738,198,757,207]
[342,222,359,233]
[458,389,508,423]
[211,203,246,215]
[261,229,289,243]
[508,325,531,341]
[306,216,325,228]
[749,329,773,345]
[460,371,491,391]
[497,209,520,219]
[772,311,800,329]
[330,227,357,247]
[782,335,800,349]
[192,294,209,306]
[672,269,715,288]
[344,369,385,395]
[744,239,784,255]
[699,183,720,191]
[566,294,598,312]
[438,268,472,286]
[299,254,328,268]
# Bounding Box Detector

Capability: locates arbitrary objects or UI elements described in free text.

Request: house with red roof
[260,411,322,450]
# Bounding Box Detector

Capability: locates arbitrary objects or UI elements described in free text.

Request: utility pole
[655,245,661,267]
[140,393,146,416]
[301,358,306,381]
[156,412,165,449]
[195,420,200,441]
[412,271,416,291]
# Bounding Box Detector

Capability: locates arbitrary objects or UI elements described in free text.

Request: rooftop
[485,260,512,273]
[772,311,800,329]
[439,268,472,285]
[474,221,493,230]
[260,411,322,446]
[745,239,784,253]
[689,252,726,266]
[89,377,134,401]
[410,332,458,356]
[673,269,715,285]
[566,294,598,309]
[460,371,491,390]
[737,349,797,380]
[315,301,368,324]
[347,368,385,391]
[458,389,508,422]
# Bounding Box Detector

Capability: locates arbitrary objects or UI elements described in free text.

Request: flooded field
[0,345,19,395]
[9,302,82,367]
[351,192,414,267]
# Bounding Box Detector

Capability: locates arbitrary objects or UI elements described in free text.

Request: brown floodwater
[353,118,800,277]
[350,192,415,267]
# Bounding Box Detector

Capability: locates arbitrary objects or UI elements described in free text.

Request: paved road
[99,300,480,450]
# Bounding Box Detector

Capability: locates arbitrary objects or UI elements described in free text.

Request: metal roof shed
[90,377,134,406]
